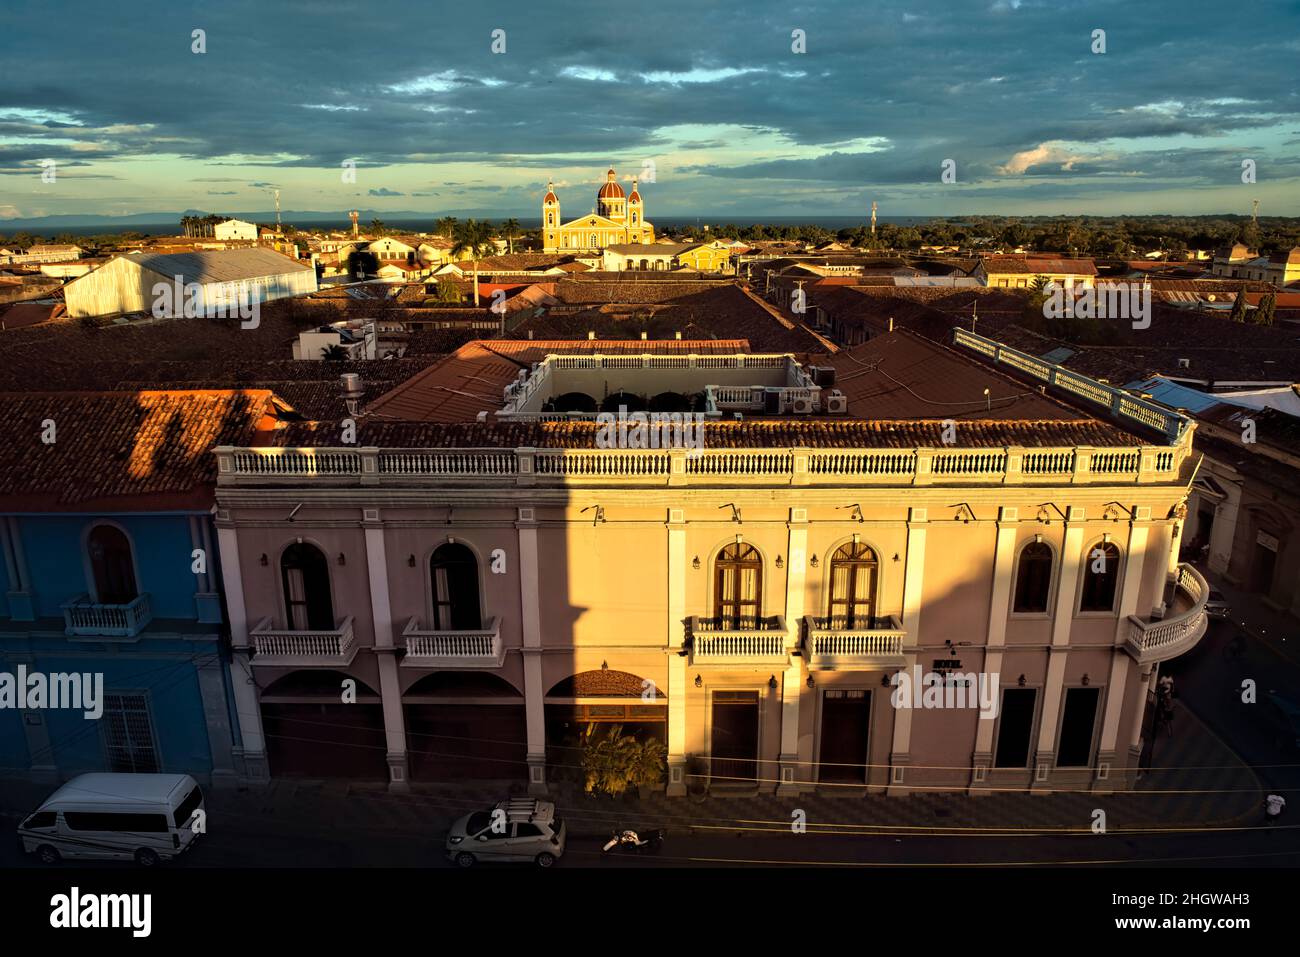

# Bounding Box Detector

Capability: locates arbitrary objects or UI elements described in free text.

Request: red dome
[543,191,558,204]
[598,168,624,199]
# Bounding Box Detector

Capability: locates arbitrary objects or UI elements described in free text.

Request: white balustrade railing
[62,593,153,637]
[1125,564,1208,662]
[250,617,356,662]
[402,617,502,664]
[804,615,907,667]
[689,616,788,661]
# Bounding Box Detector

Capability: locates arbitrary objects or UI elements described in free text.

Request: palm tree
[321,344,348,361]
[449,218,498,261]
[501,217,521,254]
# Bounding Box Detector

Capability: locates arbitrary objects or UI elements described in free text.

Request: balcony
[249,616,357,667]
[802,615,908,670]
[401,616,504,668]
[62,593,153,638]
[688,615,788,667]
[1124,564,1208,665]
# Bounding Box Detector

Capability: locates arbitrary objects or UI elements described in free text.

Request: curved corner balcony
[688,615,789,667]
[250,616,357,667]
[1124,564,1208,665]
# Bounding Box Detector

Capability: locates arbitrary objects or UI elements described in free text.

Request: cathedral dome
[597,168,624,199]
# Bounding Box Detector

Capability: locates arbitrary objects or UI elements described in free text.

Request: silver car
[446,798,566,868]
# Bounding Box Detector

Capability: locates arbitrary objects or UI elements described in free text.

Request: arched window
[714,543,762,627]
[828,542,878,626]
[1013,542,1053,613]
[1080,542,1120,612]
[281,543,333,630]
[87,525,137,604]
[430,543,481,630]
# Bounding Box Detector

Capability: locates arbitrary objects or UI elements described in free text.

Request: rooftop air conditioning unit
[809,366,837,388]
[1177,358,1190,369]
[824,390,848,414]
[791,396,815,414]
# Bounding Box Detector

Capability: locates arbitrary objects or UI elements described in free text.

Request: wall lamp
[446,507,455,526]
[408,554,416,567]
[767,675,778,690]
[719,503,741,523]
[1081,673,1090,686]
[809,554,819,568]
[838,504,865,523]
[1036,503,1067,525]
[948,502,976,524]
[692,555,701,570]
[259,554,269,566]
[337,553,346,566]
[775,555,784,569]
[581,505,606,526]
[1018,674,1027,687]
[806,675,815,688]
[694,674,703,688]
[1102,502,1134,523]
[881,672,894,687]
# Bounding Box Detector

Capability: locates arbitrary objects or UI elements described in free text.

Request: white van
[17,773,205,867]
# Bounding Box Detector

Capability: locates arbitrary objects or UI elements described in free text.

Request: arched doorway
[404,672,526,781]
[544,670,667,786]
[260,670,387,779]
[87,525,137,604]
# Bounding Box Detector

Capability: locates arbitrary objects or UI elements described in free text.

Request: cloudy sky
[2,0,1298,222]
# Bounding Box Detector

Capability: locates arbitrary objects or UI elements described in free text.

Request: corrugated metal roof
[130,248,312,284]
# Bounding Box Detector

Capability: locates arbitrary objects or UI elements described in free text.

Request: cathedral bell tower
[542,178,560,253]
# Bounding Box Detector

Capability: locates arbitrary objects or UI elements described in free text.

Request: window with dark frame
[1080,542,1120,612]
[993,688,1037,768]
[1057,687,1101,767]
[714,542,762,627]
[827,542,878,627]
[281,542,334,631]
[430,542,482,630]
[1012,541,1053,613]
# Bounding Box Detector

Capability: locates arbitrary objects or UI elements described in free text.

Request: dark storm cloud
[0,0,1297,209]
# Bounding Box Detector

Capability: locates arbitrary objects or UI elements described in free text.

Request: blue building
[0,389,277,787]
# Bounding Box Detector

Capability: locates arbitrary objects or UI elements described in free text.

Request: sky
[1,0,1298,223]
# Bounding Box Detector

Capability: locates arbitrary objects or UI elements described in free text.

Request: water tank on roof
[809,366,836,388]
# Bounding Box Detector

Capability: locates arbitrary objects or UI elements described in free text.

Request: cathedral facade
[542,168,655,254]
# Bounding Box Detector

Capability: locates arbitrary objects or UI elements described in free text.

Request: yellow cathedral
[542,167,655,254]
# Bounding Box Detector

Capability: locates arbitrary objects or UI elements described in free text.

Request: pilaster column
[195,655,239,788]
[3,516,34,620]
[1033,507,1083,790]
[971,507,1017,792]
[364,508,408,790]
[517,508,547,795]
[889,507,926,795]
[215,519,267,781]
[666,509,688,796]
[778,508,808,795]
[1094,517,1148,791]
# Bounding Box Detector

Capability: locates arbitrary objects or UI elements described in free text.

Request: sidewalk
[0,703,1261,849]
[188,705,1263,842]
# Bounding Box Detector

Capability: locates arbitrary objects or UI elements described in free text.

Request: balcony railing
[215,438,1190,489]
[802,615,907,670]
[62,593,153,638]
[688,615,788,666]
[249,616,357,666]
[1124,564,1208,665]
[401,616,504,668]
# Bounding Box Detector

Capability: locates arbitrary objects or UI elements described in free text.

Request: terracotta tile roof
[0,301,63,329]
[0,389,279,510]
[979,256,1098,276]
[825,330,1092,421]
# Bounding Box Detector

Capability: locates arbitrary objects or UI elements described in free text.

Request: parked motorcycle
[601,828,666,854]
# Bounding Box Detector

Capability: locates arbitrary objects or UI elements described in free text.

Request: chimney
[340,373,364,416]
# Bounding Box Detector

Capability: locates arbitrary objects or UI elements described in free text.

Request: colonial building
[212,329,1205,796]
[542,168,654,254]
